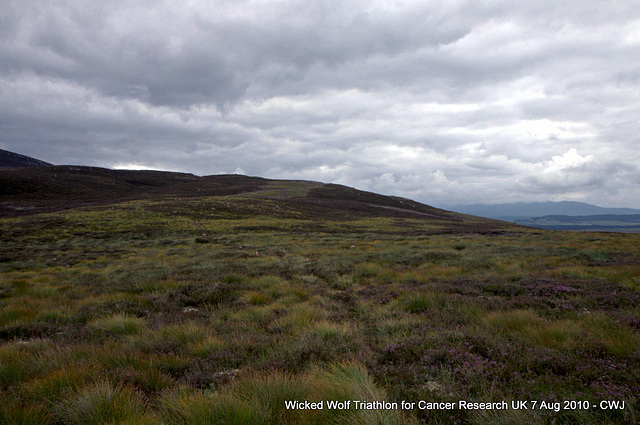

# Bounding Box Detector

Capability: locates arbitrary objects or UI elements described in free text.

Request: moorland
[1,165,639,424]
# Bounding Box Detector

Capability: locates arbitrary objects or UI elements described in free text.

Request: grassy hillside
[1,168,639,424]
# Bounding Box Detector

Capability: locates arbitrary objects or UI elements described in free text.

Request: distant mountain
[516,214,640,233]
[450,201,640,221]
[0,149,52,168]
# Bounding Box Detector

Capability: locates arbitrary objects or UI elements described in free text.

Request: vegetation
[1,168,639,423]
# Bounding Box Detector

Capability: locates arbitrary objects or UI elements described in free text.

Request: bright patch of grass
[584,312,640,356]
[487,310,585,350]
[189,336,226,357]
[251,275,287,289]
[354,262,382,278]
[401,291,452,313]
[88,313,145,335]
[161,322,208,345]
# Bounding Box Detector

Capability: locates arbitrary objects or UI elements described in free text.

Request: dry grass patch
[56,380,154,425]
[88,313,145,336]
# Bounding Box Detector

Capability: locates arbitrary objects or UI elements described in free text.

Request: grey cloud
[2,0,640,208]
[0,1,492,108]
[516,150,637,197]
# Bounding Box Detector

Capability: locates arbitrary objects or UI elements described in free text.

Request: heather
[1,180,639,424]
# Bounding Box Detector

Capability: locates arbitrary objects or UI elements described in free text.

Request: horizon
[2,1,639,208]
[3,146,638,211]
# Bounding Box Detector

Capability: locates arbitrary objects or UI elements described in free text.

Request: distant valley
[450,201,640,232]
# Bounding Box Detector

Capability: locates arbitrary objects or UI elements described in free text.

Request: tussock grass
[21,364,96,403]
[485,309,640,353]
[159,362,417,425]
[56,380,153,424]
[0,303,40,324]
[0,340,56,386]
[115,364,176,394]
[240,290,271,305]
[159,385,266,425]
[401,291,456,313]
[161,322,208,345]
[251,275,288,289]
[279,287,310,305]
[418,263,463,279]
[188,335,226,357]
[88,313,145,336]
[272,303,326,333]
[583,312,640,356]
[2,192,640,424]
[354,262,382,278]
[0,400,52,425]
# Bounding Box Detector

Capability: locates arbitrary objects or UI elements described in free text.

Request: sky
[1,0,639,208]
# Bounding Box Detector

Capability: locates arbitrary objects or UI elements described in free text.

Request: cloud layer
[2,0,639,207]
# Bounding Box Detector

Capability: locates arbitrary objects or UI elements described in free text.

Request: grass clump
[241,291,271,306]
[56,381,153,424]
[159,362,417,425]
[161,322,208,345]
[354,262,382,278]
[188,336,226,357]
[486,310,586,350]
[584,312,640,356]
[252,275,287,289]
[21,364,95,403]
[401,291,450,313]
[160,386,266,425]
[88,313,145,336]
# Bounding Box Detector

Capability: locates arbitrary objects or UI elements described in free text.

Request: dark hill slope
[0,165,511,234]
[0,148,52,168]
[307,184,455,220]
[0,166,265,202]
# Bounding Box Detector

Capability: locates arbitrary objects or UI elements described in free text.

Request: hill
[0,148,52,168]
[517,213,640,232]
[0,164,506,235]
[0,165,266,208]
[450,201,640,221]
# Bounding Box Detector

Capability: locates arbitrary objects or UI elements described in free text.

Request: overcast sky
[2,0,639,207]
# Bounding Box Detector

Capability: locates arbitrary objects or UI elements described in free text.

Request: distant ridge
[451,201,640,221]
[515,214,640,232]
[0,148,52,168]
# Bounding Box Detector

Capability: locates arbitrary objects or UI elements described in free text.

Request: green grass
[56,381,153,424]
[159,362,416,425]
[88,313,145,336]
[1,188,639,424]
